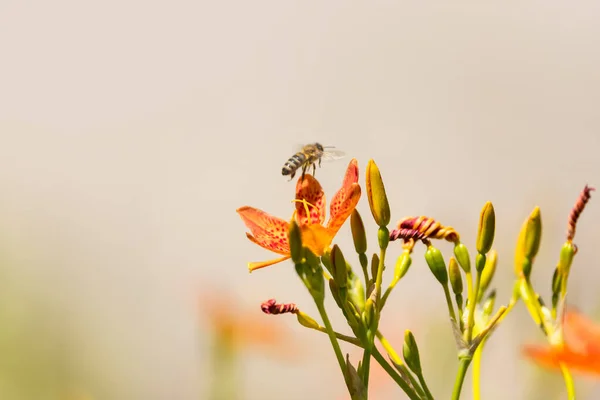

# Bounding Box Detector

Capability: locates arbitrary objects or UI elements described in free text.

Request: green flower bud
[475,253,486,274]
[558,242,575,278]
[366,159,391,227]
[371,253,380,281]
[478,250,497,300]
[331,245,348,288]
[515,207,542,279]
[448,257,463,295]
[476,202,495,254]
[296,311,320,330]
[394,251,412,282]
[453,243,471,273]
[425,245,448,285]
[351,210,368,254]
[402,330,422,375]
[288,220,304,264]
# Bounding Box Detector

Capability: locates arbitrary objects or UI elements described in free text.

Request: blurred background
[1,1,600,399]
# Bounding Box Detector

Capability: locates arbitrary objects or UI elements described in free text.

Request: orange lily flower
[237,158,361,272]
[523,309,600,376]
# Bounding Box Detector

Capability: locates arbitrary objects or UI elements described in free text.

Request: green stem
[451,357,472,400]
[559,363,576,400]
[376,331,426,399]
[361,348,371,392]
[209,337,239,400]
[472,340,485,400]
[315,300,352,392]
[465,271,480,342]
[371,347,421,400]
[442,284,458,322]
[375,246,386,309]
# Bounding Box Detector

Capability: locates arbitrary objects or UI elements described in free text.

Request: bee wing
[320,148,346,161]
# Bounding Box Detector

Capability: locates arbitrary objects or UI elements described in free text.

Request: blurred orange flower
[523,309,600,376]
[237,159,361,272]
[200,290,297,359]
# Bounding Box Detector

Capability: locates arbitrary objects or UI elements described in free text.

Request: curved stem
[451,357,472,400]
[442,284,458,322]
[371,347,421,400]
[375,246,387,309]
[559,363,576,400]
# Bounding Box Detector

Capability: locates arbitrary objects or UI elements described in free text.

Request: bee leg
[312,162,316,176]
[300,164,307,182]
[289,170,296,181]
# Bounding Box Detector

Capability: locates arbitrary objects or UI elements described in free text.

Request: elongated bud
[425,246,448,285]
[321,249,333,275]
[289,220,304,263]
[479,250,497,297]
[558,242,575,277]
[366,159,391,227]
[296,311,320,330]
[371,253,380,281]
[449,257,463,295]
[351,210,368,254]
[476,202,496,254]
[394,251,412,282]
[425,245,448,285]
[402,330,422,375]
[331,245,348,288]
[454,243,471,273]
[515,207,542,278]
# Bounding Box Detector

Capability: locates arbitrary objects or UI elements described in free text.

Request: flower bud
[448,257,463,295]
[558,242,575,277]
[394,251,412,282]
[296,311,320,330]
[453,243,471,273]
[331,245,348,288]
[366,159,391,227]
[402,330,422,375]
[371,253,380,281]
[476,202,495,254]
[478,250,497,299]
[514,207,542,279]
[351,209,368,254]
[288,220,304,264]
[425,245,448,285]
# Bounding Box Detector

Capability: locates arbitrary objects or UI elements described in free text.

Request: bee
[281,143,346,180]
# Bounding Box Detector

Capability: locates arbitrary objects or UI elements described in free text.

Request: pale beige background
[1,1,600,400]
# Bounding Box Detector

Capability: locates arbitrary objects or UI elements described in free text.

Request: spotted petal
[328,159,361,233]
[295,175,326,226]
[237,206,290,255]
